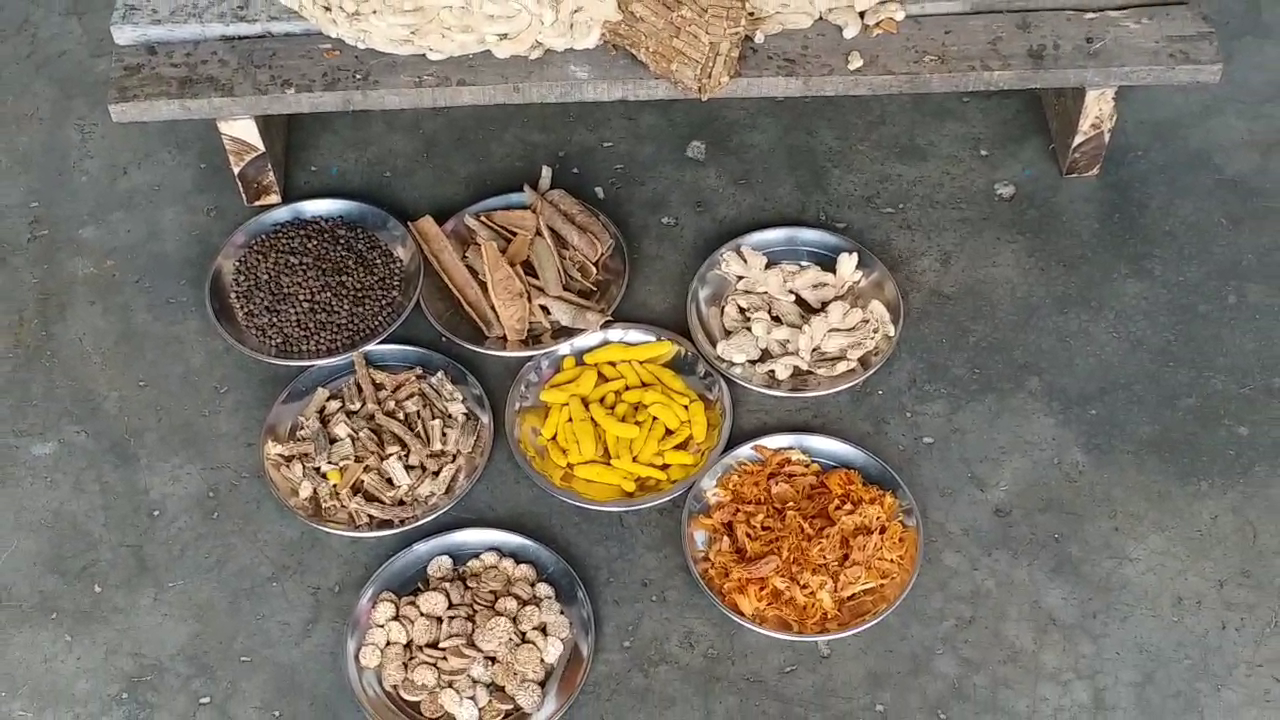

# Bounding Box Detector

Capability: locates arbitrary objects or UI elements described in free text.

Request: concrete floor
[3,1,1278,719]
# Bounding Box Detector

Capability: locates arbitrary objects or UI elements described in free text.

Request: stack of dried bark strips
[411,168,616,351]
[265,352,481,531]
[604,0,747,99]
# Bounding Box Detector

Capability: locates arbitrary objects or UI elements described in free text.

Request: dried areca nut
[457,644,483,659]
[381,661,407,688]
[477,550,502,568]
[523,663,547,685]
[515,605,542,633]
[377,590,399,604]
[511,563,537,584]
[363,626,389,649]
[438,665,470,684]
[524,629,546,651]
[438,635,469,649]
[538,599,563,619]
[370,600,398,626]
[384,619,409,646]
[398,602,422,623]
[511,643,542,677]
[479,702,505,720]
[470,589,496,608]
[445,581,468,605]
[509,681,544,712]
[544,614,571,640]
[474,616,516,652]
[489,690,517,711]
[443,606,474,619]
[427,554,455,580]
[416,646,446,661]
[482,568,510,592]
[448,618,474,639]
[417,590,449,617]
[474,608,496,629]
[358,644,383,669]
[468,657,494,684]
[455,698,480,720]
[489,662,517,690]
[382,643,408,668]
[542,636,565,665]
[496,557,518,576]
[438,687,463,715]
[452,676,476,698]
[421,692,447,719]
[444,646,475,669]
[508,581,533,602]
[411,662,440,688]
[398,680,432,702]
[473,683,491,710]
[463,557,486,575]
[494,596,520,618]
[532,581,556,600]
[412,617,440,647]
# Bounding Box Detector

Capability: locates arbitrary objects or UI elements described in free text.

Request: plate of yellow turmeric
[505,323,733,510]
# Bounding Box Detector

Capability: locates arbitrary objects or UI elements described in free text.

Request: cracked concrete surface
[2,1,1277,718]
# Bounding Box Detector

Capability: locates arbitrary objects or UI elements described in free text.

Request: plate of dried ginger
[681,432,921,640]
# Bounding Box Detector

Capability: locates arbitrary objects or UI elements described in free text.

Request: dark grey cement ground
[3,1,1278,719]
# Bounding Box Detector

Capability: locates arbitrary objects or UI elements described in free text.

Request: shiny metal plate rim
[685,225,904,397]
[680,431,923,641]
[206,197,425,366]
[418,191,630,358]
[258,343,494,538]
[344,526,596,720]
[504,322,734,512]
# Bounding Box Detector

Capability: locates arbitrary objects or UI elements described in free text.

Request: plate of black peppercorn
[207,199,424,365]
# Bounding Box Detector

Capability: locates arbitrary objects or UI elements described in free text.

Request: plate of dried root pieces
[682,433,922,640]
[261,345,493,537]
[346,527,594,720]
[687,226,903,396]
[414,167,628,356]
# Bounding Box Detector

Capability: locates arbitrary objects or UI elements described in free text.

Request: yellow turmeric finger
[615,362,642,389]
[580,343,630,365]
[538,388,573,404]
[662,449,699,465]
[589,402,642,439]
[573,420,596,459]
[546,441,569,467]
[629,361,659,387]
[566,367,600,396]
[560,355,577,371]
[572,463,638,492]
[689,400,709,443]
[630,417,653,458]
[597,362,622,380]
[541,405,563,440]
[659,426,691,451]
[609,458,668,481]
[643,363,698,399]
[647,403,682,431]
[568,477,630,500]
[613,401,631,420]
[587,378,627,403]
[545,366,585,388]
[637,421,666,463]
[602,391,617,410]
[640,390,689,418]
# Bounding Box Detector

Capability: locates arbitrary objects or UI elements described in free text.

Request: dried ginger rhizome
[694,446,917,633]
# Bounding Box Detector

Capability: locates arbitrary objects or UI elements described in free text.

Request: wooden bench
[107,0,1221,206]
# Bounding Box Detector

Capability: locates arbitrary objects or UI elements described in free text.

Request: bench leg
[1040,87,1118,178]
[216,116,288,206]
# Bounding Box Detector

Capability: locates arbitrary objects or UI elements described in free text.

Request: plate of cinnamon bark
[412,168,629,356]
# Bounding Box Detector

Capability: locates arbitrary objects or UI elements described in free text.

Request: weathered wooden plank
[108,6,1221,123]
[1040,86,1117,176]
[110,0,308,45]
[216,116,288,205]
[108,0,1181,45]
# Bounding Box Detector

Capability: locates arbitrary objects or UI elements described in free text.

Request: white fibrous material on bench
[279,0,622,59]
[745,0,904,42]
